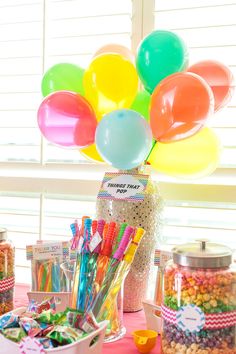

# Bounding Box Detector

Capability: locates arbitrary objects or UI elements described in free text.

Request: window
[0,0,235,284]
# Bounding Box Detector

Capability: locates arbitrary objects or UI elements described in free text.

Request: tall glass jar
[0,228,15,315]
[162,241,236,354]
[96,165,163,312]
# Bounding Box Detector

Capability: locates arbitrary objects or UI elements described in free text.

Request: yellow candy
[209,299,217,307]
[188,288,196,296]
[203,294,210,301]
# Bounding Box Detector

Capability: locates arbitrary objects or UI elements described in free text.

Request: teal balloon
[41,63,85,97]
[130,90,151,121]
[136,30,188,93]
[95,109,152,170]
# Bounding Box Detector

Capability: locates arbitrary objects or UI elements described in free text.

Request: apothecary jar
[162,240,236,354]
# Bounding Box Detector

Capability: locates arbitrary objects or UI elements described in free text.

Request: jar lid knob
[196,239,209,251]
[0,228,7,241]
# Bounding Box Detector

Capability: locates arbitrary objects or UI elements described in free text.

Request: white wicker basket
[0,307,107,354]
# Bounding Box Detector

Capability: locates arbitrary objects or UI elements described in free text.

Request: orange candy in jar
[162,241,236,354]
[0,228,15,315]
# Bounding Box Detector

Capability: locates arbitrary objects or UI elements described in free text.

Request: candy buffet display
[36,26,234,316]
[0,228,15,315]
[0,296,101,350]
[162,241,236,354]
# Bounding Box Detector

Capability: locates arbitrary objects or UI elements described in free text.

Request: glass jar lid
[0,228,7,241]
[172,240,232,268]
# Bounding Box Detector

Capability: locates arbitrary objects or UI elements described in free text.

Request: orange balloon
[93,44,134,63]
[188,60,234,112]
[150,72,214,143]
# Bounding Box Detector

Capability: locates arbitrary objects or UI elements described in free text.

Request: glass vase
[96,165,163,312]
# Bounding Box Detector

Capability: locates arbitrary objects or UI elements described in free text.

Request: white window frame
[0,0,236,236]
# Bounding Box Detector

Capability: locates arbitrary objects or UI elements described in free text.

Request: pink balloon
[37,91,97,147]
[93,44,134,63]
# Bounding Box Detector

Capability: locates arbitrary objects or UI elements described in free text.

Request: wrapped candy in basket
[0,297,108,354]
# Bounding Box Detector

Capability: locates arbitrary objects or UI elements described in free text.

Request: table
[14,284,161,354]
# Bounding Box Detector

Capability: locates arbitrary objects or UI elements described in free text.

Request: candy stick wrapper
[97,228,145,322]
[77,218,92,311]
[84,219,105,310]
[92,225,133,317]
[71,216,90,308]
[93,222,116,293]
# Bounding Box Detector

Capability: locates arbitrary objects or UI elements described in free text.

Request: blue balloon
[95,109,153,170]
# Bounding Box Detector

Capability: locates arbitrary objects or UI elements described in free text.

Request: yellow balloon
[84,54,138,120]
[148,128,221,178]
[80,144,104,163]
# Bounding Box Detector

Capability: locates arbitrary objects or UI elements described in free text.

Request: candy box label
[176,304,205,332]
[26,241,70,261]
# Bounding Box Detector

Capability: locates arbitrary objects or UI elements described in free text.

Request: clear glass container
[0,228,15,315]
[162,240,236,354]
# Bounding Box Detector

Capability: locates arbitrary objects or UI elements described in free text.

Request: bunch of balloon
[36,32,234,312]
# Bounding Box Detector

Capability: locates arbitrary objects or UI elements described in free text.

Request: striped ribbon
[0,276,15,293]
[162,304,236,330]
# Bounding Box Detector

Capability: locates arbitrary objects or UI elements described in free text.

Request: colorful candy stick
[70,219,80,250]
[77,218,92,311]
[92,225,134,317]
[93,222,116,289]
[97,228,145,322]
[71,216,90,308]
[85,219,106,310]
[52,259,61,292]
[38,261,48,291]
[111,223,127,257]
[83,219,98,309]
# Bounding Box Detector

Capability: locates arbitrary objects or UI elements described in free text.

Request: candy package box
[0,303,107,354]
[26,241,72,293]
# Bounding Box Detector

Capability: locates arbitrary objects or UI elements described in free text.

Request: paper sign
[19,337,46,354]
[77,237,84,254]
[32,242,63,261]
[176,304,205,332]
[89,231,102,252]
[97,172,149,202]
[26,241,69,261]
[154,248,172,267]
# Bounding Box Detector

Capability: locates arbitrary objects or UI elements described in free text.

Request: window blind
[0,193,96,284]
[0,0,236,285]
[154,0,236,256]
[0,0,132,282]
[0,0,132,164]
[155,0,236,167]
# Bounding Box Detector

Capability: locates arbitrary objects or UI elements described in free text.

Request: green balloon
[136,30,188,93]
[130,90,151,121]
[41,63,85,97]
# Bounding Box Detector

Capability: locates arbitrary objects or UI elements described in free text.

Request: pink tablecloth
[14,284,161,354]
